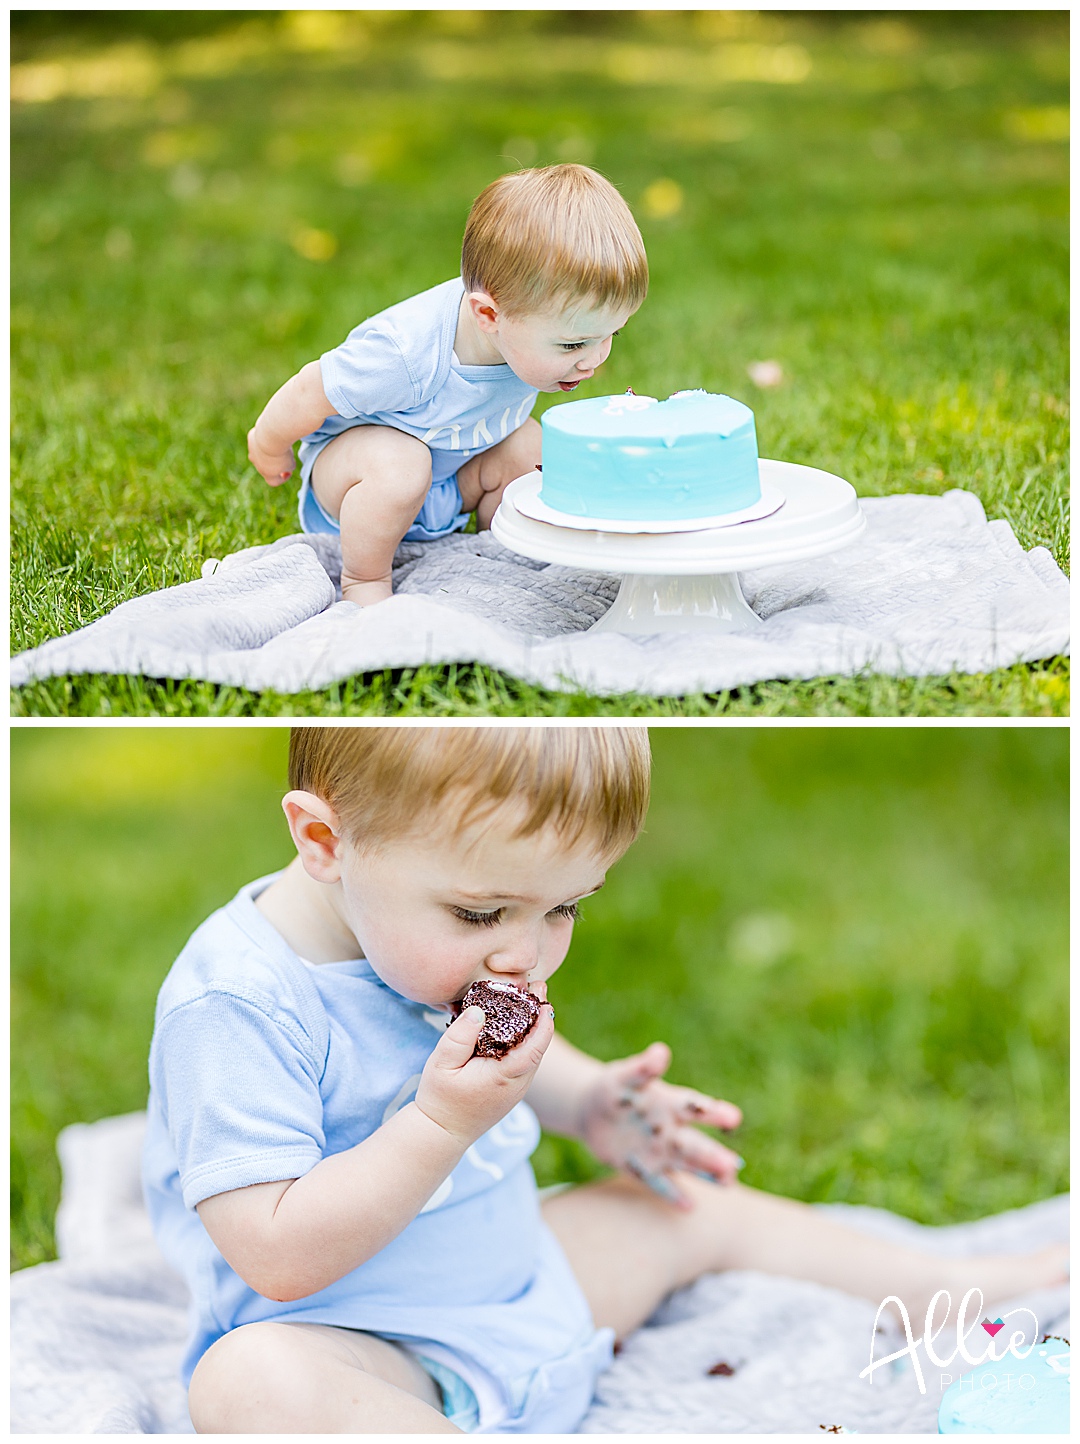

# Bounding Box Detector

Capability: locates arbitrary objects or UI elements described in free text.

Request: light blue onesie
[297,278,538,541]
[142,876,613,1433]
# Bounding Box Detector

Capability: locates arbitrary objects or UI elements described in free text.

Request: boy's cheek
[377,937,477,1002]
[534,938,572,983]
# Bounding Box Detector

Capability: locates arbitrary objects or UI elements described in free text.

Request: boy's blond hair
[289,726,650,857]
[461,164,648,318]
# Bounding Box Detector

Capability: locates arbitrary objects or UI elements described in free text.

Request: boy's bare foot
[907,1244,1069,1321]
[341,577,393,607]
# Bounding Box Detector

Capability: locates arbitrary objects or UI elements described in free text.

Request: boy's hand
[580,1042,744,1208]
[247,426,296,486]
[415,999,556,1147]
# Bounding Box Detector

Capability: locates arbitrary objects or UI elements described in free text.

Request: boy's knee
[188,1322,319,1431]
[321,453,432,543]
[370,426,432,471]
[362,430,432,508]
[500,416,541,470]
[316,427,432,515]
[460,418,541,505]
[348,428,430,489]
[491,416,541,486]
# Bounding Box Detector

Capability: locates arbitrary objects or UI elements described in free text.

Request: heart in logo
[981,1318,1005,1337]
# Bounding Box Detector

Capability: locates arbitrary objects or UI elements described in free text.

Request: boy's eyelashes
[450,902,580,928]
[452,906,502,929]
[557,330,621,353]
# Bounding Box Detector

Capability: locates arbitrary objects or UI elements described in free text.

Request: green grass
[8,656,1072,718]
[10,10,1069,716]
[11,726,1068,1270]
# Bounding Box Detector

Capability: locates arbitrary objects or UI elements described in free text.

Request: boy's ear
[282,790,345,883]
[465,289,501,332]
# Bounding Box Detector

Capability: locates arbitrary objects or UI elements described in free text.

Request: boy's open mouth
[558,380,581,391]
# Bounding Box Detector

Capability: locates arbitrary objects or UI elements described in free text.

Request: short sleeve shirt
[142,877,600,1425]
[300,278,538,483]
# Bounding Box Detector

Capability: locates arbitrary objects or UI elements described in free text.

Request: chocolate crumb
[453,980,541,1058]
[707,1361,736,1376]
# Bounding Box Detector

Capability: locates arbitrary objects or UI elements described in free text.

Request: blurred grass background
[11,725,1068,1270]
[9,9,1069,717]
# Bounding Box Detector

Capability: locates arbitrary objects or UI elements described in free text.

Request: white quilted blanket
[9,491,1069,696]
[10,1113,1069,1434]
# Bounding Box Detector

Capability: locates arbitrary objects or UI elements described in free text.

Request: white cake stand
[490,458,866,634]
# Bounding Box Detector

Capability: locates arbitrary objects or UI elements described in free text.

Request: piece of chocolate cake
[455,980,542,1058]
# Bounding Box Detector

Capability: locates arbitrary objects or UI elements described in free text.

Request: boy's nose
[484,940,539,987]
[484,971,532,995]
[483,959,533,987]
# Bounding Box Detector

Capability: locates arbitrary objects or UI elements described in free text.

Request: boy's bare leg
[543,1174,1069,1340]
[188,1320,460,1434]
[457,417,541,529]
[310,426,433,607]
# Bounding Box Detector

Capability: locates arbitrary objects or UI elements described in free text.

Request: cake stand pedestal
[589,571,762,633]
[491,459,866,635]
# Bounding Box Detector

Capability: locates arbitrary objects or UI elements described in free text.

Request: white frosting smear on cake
[601,395,657,416]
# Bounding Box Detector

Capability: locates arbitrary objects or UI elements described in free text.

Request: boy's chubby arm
[247,360,337,486]
[527,1031,744,1206]
[195,1000,554,1302]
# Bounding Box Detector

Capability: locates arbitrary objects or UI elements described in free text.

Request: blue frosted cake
[938,1336,1070,1434]
[540,389,761,522]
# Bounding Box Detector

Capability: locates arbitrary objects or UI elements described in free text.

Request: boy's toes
[948,1245,1071,1308]
[1034,1242,1070,1285]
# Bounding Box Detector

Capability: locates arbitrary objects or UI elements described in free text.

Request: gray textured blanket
[10,490,1069,696]
[10,1113,1069,1434]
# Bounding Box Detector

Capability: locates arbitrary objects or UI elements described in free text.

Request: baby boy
[246,164,648,606]
[143,726,1067,1433]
